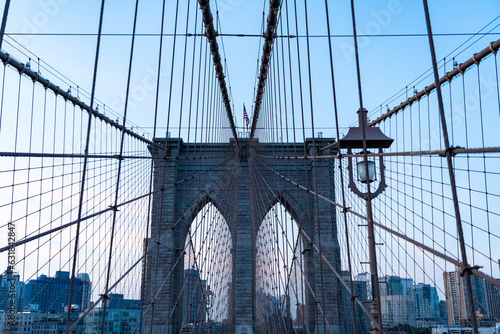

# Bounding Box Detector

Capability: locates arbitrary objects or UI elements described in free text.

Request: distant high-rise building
[77,273,92,311]
[0,267,23,313]
[354,272,370,282]
[22,271,88,313]
[83,293,140,334]
[279,294,291,319]
[341,271,369,334]
[1,306,84,334]
[296,304,305,328]
[380,295,416,327]
[279,295,292,332]
[256,292,279,333]
[439,300,448,325]
[485,278,500,321]
[401,278,414,295]
[444,271,462,325]
[182,269,206,325]
[443,270,488,325]
[379,276,405,296]
[408,283,440,320]
[376,275,419,327]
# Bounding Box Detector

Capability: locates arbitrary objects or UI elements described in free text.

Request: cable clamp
[113,154,124,161]
[19,63,27,75]
[489,41,497,55]
[423,86,431,95]
[342,207,350,214]
[457,63,465,75]
[445,72,453,83]
[440,146,457,157]
[460,264,483,277]
[99,293,110,300]
[472,53,480,65]
[64,88,71,101]
[3,53,10,66]
[108,205,119,212]
[351,295,359,302]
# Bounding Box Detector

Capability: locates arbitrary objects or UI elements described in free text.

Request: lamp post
[340,108,393,333]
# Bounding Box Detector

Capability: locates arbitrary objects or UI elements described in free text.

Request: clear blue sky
[1,0,499,140]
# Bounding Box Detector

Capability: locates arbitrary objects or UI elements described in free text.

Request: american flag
[243,104,250,129]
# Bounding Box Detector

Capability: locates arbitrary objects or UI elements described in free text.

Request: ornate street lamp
[339,107,393,333]
[340,108,393,199]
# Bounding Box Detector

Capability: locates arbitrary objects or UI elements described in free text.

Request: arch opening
[255,201,306,333]
[182,201,233,333]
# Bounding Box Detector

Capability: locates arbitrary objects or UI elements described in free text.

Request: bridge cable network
[0,0,499,334]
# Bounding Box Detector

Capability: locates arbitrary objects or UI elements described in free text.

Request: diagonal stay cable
[64,0,106,333]
[0,0,10,50]
[256,156,500,289]
[99,2,141,331]
[69,161,235,332]
[251,158,327,333]
[0,155,233,254]
[250,158,378,330]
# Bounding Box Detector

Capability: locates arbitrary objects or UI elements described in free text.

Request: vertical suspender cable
[302,0,330,331]
[290,0,320,329]
[348,0,383,331]
[139,0,167,331]
[322,0,359,331]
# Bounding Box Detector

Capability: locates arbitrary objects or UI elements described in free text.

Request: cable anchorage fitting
[460,264,483,277]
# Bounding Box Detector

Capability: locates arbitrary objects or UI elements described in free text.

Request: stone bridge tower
[142,137,344,334]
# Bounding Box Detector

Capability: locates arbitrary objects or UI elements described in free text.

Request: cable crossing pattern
[0,1,499,334]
